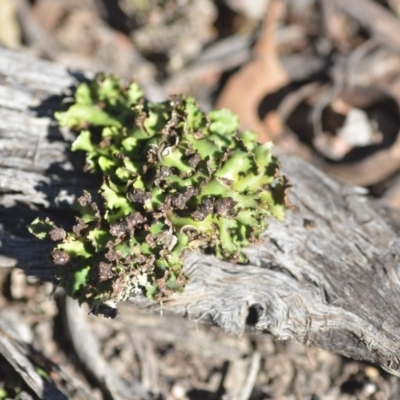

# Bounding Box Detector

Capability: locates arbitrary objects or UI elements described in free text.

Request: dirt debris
[3,0,400,398]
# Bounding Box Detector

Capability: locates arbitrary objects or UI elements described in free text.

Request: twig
[334,0,400,51]
[239,352,262,400]
[15,0,61,58]
[0,315,68,399]
[65,297,152,400]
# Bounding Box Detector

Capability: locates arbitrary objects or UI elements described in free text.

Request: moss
[30,73,290,314]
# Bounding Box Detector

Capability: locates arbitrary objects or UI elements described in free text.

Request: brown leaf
[216,0,288,142]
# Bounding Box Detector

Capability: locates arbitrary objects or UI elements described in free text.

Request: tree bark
[2,46,400,376]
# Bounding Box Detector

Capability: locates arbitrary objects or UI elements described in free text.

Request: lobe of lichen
[29,73,290,315]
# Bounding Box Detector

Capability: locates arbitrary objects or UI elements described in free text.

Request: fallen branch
[334,0,400,52]
[1,46,400,376]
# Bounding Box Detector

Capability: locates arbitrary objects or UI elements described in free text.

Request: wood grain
[1,46,400,376]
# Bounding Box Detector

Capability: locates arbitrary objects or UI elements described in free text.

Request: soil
[2,0,400,398]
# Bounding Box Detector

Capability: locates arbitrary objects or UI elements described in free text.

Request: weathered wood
[0,310,95,400]
[1,46,400,376]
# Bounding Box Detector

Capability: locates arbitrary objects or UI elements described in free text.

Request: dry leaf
[216,0,288,142]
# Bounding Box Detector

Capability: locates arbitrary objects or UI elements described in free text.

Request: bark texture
[1,46,400,376]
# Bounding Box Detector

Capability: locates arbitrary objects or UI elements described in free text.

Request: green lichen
[30,73,290,314]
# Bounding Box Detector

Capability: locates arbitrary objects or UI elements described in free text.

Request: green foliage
[30,73,290,312]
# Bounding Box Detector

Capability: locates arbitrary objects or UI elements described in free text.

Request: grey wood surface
[1,46,400,376]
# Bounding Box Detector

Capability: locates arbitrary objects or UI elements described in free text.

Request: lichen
[29,73,290,314]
